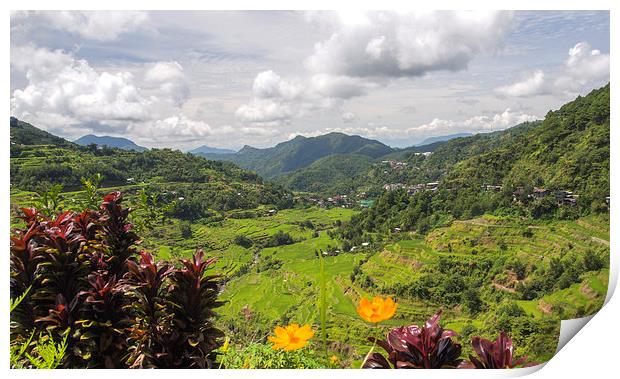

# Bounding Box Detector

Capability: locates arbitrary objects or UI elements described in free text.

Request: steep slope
[342,84,609,238]
[201,132,394,178]
[10,117,73,147]
[75,134,148,152]
[443,84,609,201]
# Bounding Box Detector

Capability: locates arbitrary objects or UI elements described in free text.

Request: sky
[9,10,610,150]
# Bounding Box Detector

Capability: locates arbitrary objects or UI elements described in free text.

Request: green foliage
[318,251,327,358]
[10,194,225,369]
[277,154,374,194]
[10,117,72,147]
[24,329,70,369]
[179,220,193,238]
[10,330,35,368]
[10,286,31,313]
[220,343,325,369]
[80,173,103,210]
[33,183,64,217]
[265,230,294,247]
[234,234,254,248]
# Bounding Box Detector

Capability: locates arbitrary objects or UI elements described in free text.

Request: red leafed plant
[10,191,225,369]
[363,310,463,369]
[460,332,537,369]
[163,250,226,368]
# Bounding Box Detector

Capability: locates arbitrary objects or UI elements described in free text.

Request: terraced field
[185,210,608,363]
[9,183,610,365]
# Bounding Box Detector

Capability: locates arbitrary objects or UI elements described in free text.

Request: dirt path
[492,282,516,293]
[455,219,544,229]
[591,236,610,246]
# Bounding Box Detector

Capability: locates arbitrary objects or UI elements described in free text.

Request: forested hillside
[341,84,610,239]
[444,84,609,206]
[10,119,294,216]
[275,154,375,194]
[10,117,73,147]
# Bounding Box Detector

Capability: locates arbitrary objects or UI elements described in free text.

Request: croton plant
[363,310,536,369]
[10,192,224,368]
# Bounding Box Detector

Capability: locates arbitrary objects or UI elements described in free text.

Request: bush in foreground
[10,192,224,368]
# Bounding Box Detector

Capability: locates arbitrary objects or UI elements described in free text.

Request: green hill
[9,117,294,215]
[444,84,609,204]
[276,154,375,194]
[10,117,73,147]
[74,134,148,152]
[198,132,394,179]
[341,84,610,238]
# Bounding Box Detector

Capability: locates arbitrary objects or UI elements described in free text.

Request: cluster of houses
[511,186,579,206]
[414,152,433,157]
[482,184,503,192]
[381,160,409,170]
[303,194,354,208]
[383,182,439,195]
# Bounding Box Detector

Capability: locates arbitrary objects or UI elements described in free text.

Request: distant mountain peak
[188,145,236,155]
[199,131,394,179]
[74,134,147,152]
[417,132,473,146]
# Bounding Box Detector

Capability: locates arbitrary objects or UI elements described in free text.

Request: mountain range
[195,132,395,179]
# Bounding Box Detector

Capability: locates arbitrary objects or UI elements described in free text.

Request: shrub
[220,343,324,369]
[265,231,294,247]
[10,192,225,369]
[234,234,254,248]
[179,220,193,238]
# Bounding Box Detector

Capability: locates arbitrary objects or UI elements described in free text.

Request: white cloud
[143,61,190,107]
[11,11,148,41]
[305,11,513,78]
[237,11,512,126]
[235,70,372,126]
[129,115,282,148]
[408,109,538,135]
[341,112,356,122]
[283,109,537,143]
[496,42,609,98]
[11,46,151,131]
[495,70,546,97]
[554,42,610,95]
[10,45,198,141]
[128,115,216,142]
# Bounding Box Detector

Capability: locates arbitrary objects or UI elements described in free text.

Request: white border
[2,1,617,378]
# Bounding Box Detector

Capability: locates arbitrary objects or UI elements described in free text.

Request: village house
[483,184,503,192]
[531,187,550,199]
[383,160,408,169]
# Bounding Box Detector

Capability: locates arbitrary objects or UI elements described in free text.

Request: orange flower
[268,323,314,351]
[356,296,398,323]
